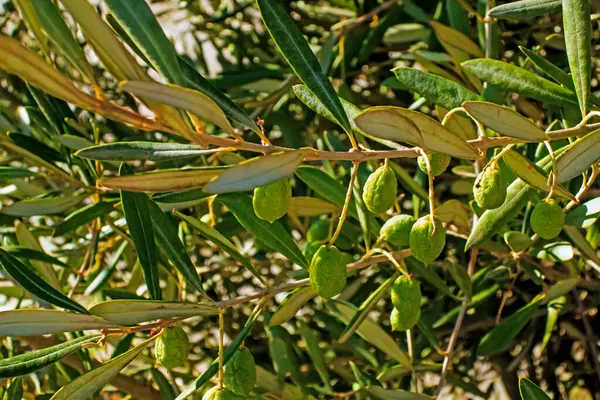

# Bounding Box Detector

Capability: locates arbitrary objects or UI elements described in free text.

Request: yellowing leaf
[288,197,339,216]
[436,199,471,233]
[436,106,478,141]
[355,106,480,159]
[463,101,548,141]
[0,36,97,110]
[204,151,306,193]
[121,80,235,135]
[503,150,575,201]
[1,195,88,216]
[431,21,484,58]
[99,168,224,192]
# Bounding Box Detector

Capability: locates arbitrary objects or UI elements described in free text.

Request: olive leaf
[269,287,316,327]
[462,59,578,106]
[99,167,225,192]
[88,300,217,325]
[502,149,575,200]
[1,194,87,216]
[562,0,591,116]
[0,309,120,336]
[565,197,600,228]
[555,128,600,183]
[76,142,218,162]
[354,106,480,159]
[204,151,306,193]
[392,67,481,110]
[0,335,101,378]
[50,335,156,400]
[519,377,552,400]
[488,0,561,19]
[0,249,89,314]
[462,101,548,141]
[53,201,116,237]
[288,197,339,217]
[256,0,351,134]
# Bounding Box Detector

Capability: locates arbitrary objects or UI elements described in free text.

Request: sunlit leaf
[1,194,87,217]
[288,197,339,217]
[555,128,600,183]
[489,0,561,19]
[269,287,315,327]
[99,168,224,192]
[76,142,218,162]
[0,309,120,336]
[565,197,600,228]
[463,101,548,140]
[88,300,216,325]
[204,151,306,193]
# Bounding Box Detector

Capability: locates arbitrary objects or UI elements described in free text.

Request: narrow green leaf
[555,128,600,183]
[392,67,481,110]
[562,0,591,116]
[13,0,51,58]
[339,272,400,344]
[546,278,579,302]
[4,377,23,400]
[174,211,265,284]
[431,21,484,58]
[76,142,218,162]
[256,0,351,133]
[53,201,116,237]
[0,309,120,336]
[405,257,456,299]
[519,378,552,400]
[215,193,308,268]
[150,368,177,400]
[565,197,600,228]
[99,167,225,192]
[540,295,565,354]
[477,294,545,356]
[1,194,87,216]
[85,241,128,296]
[104,0,184,85]
[563,225,600,265]
[461,59,578,106]
[0,335,100,378]
[15,221,61,290]
[269,287,316,327]
[176,302,263,399]
[292,84,403,149]
[120,165,161,300]
[147,200,209,298]
[489,0,561,19]
[354,106,480,159]
[502,149,575,200]
[504,231,534,252]
[434,284,501,328]
[466,153,555,250]
[297,321,330,388]
[204,151,305,193]
[50,335,155,400]
[121,81,235,135]
[463,101,548,141]
[448,263,471,299]
[36,0,95,83]
[5,247,69,269]
[328,300,412,368]
[519,47,575,91]
[0,249,88,314]
[0,166,39,180]
[88,300,216,325]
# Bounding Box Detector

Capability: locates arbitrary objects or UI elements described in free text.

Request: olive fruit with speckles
[309,245,347,300]
[530,200,564,239]
[418,153,451,177]
[474,165,507,210]
[155,326,189,369]
[253,179,291,223]
[409,215,446,264]
[362,165,397,214]
[380,215,416,247]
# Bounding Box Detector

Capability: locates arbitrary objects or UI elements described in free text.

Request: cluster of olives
[474,162,564,239]
[155,327,257,399]
[389,275,422,331]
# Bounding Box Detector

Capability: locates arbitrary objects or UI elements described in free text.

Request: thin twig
[329,161,360,246]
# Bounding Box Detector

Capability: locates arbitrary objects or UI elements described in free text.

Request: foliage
[0,0,598,398]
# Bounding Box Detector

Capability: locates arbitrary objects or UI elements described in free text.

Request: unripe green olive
[309,245,347,300]
[380,215,416,247]
[390,305,420,332]
[474,166,507,210]
[418,153,451,177]
[155,326,189,369]
[362,165,397,214]
[530,200,564,239]
[409,215,446,264]
[253,179,292,223]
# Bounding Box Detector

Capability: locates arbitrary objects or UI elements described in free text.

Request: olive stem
[328,161,360,247]
[418,149,437,230]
